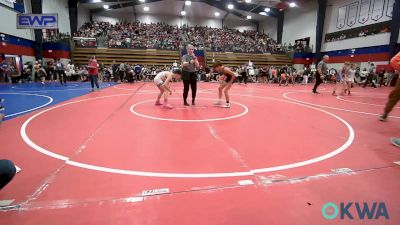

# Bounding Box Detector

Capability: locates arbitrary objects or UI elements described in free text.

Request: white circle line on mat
[130,98,248,122]
[0,92,53,118]
[336,95,398,108]
[21,93,354,178]
[283,91,400,119]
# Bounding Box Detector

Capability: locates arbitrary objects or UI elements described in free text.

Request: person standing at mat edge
[0,97,4,124]
[313,55,329,94]
[88,56,100,91]
[363,62,377,88]
[182,44,199,106]
[0,97,4,112]
[380,51,400,147]
[55,59,67,86]
[0,54,9,83]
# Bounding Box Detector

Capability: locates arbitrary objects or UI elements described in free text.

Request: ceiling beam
[192,0,258,25]
[236,1,280,18]
[184,0,279,19]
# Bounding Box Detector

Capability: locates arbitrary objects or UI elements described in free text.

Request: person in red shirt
[87,56,100,91]
[380,51,400,147]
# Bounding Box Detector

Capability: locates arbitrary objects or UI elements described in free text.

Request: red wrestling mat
[1,82,399,225]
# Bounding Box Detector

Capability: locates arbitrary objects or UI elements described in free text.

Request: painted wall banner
[359,0,371,24]
[337,6,348,29]
[372,0,385,21]
[386,0,395,17]
[347,2,359,27]
[16,14,58,29]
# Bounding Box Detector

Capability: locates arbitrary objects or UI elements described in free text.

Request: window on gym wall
[42,29,70,43]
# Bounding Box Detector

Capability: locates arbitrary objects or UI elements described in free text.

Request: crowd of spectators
[182,25,283,53]
[73,21,284,53]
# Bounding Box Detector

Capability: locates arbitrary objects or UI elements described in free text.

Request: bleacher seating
[72,48,180,66]
[73,48,292,67]
[206,52,292,67]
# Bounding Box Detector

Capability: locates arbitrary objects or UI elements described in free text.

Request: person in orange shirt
[380,51,400,147]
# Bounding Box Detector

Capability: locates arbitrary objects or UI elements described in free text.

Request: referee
[313,55,329,93]
[181,44,199,106]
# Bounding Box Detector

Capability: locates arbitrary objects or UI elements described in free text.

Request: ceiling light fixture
[185,1,191,6]
[289,2,296,7]
[227,4,234,9]
[143,6,149,11]
[246,15,251,19]
[214,12,220,17]
[181,11,186,16]
[103,5,109,9]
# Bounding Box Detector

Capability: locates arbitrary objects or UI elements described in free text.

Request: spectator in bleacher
[182,44,199,106]
[75,21,285,54]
